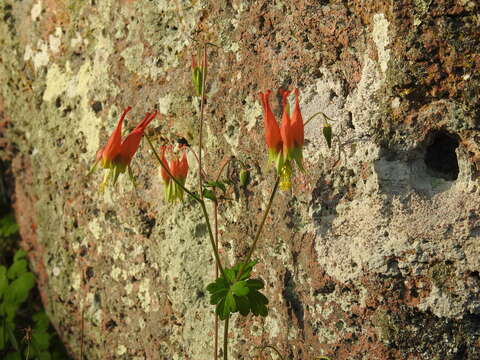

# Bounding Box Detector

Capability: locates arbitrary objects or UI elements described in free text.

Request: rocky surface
[1,0,479,359]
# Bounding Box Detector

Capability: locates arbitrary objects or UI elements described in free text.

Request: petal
[178,151,189,179]
[116,110,158,167]
[259,90,282,153]
[291,88,304,147]
[160,146,170,182]
[135,111,158,132]
[101,106,132,164]
[280,90,294,154]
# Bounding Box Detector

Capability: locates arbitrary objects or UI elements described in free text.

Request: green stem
[198,45,207,200]
[200,201,226,278]
[214,201,219,360]
[236,176,280,280]
[223,316,229,360]
[304,111,336,127]
[258,345,285,360]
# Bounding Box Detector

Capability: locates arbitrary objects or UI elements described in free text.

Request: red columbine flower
[93,106,157,189]
[259,88,305,190]
[160,145,189,202]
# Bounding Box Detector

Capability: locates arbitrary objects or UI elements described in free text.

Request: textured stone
[1,0,479,359]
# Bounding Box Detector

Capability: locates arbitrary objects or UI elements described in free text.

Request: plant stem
[236,176,280,280]
[257,345,285,360]
[304,111,336,127]
[214,200,219,360]
[198,45,207,200]
[199,201,226,278]
[223,316,229,360]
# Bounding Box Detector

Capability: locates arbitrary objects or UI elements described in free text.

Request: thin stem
[145,134,199,201]
[223,316,229,360]
[304,111,336,127]
[80,301,84,360]
[236,176,280,280]
[198,45,207,200]
[257,345,285,360]
[200,201,226,278]
[214,201,219,360]
[189,147,209,180]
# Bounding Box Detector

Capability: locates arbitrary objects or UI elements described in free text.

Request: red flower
[259,88,305,186]
[160,145,189,202]
[94,107,157,187]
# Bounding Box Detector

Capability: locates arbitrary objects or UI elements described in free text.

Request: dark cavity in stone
[424,130,459,181]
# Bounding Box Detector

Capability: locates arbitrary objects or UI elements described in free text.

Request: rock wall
[1,0,479,359]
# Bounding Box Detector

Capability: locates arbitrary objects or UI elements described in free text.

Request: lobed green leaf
[231,281,249,297]
[246,278,264,290]
[5,272,35,306]
[0,265,7,298]
[7,259,28,280]
[235,295,250,316]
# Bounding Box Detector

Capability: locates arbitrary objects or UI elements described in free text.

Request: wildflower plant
[91,107,157,190]
[91,44,333,360]
[160,145,189,202]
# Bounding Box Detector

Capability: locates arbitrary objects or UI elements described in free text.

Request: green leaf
[215,297,228,320]
[232,260,258,280]
[323,123,332,149]
[6,322,19,352]
[206,277,228,293]
[0,322,4,350]
[3,302,19,323]
[208,263,269,319]
[13,249,27,263]
[246,279,264,290]
[202,189,217,201]
[239,169,249,187]
[223,268,235,284]
[192,67,203,97]
[7,259,28,280]
[235,295,250,316]
[4,352,21,360]
[0,214,19,237]
[231,281,249,297]
[210,289,228,305]
[33,311,50,332]
[37,351,52,360]
[32,329,51,351]
[205,181,227,193]
[248,289,269,317]
[5,272,35,305]
[225,291,236,314]
[0,265,7,298]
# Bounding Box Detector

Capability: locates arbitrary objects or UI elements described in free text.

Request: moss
[429,261,455,292]
[372,309,398,343]
[372,306,480,359]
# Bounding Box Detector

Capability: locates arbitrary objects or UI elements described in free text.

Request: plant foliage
[206,261,269,320]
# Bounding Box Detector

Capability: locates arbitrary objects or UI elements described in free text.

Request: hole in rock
[424,130,459,181]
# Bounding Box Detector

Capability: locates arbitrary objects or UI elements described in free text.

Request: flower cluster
[259,88,304,190]
[93,107,157,190]
[160,145,189,202]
